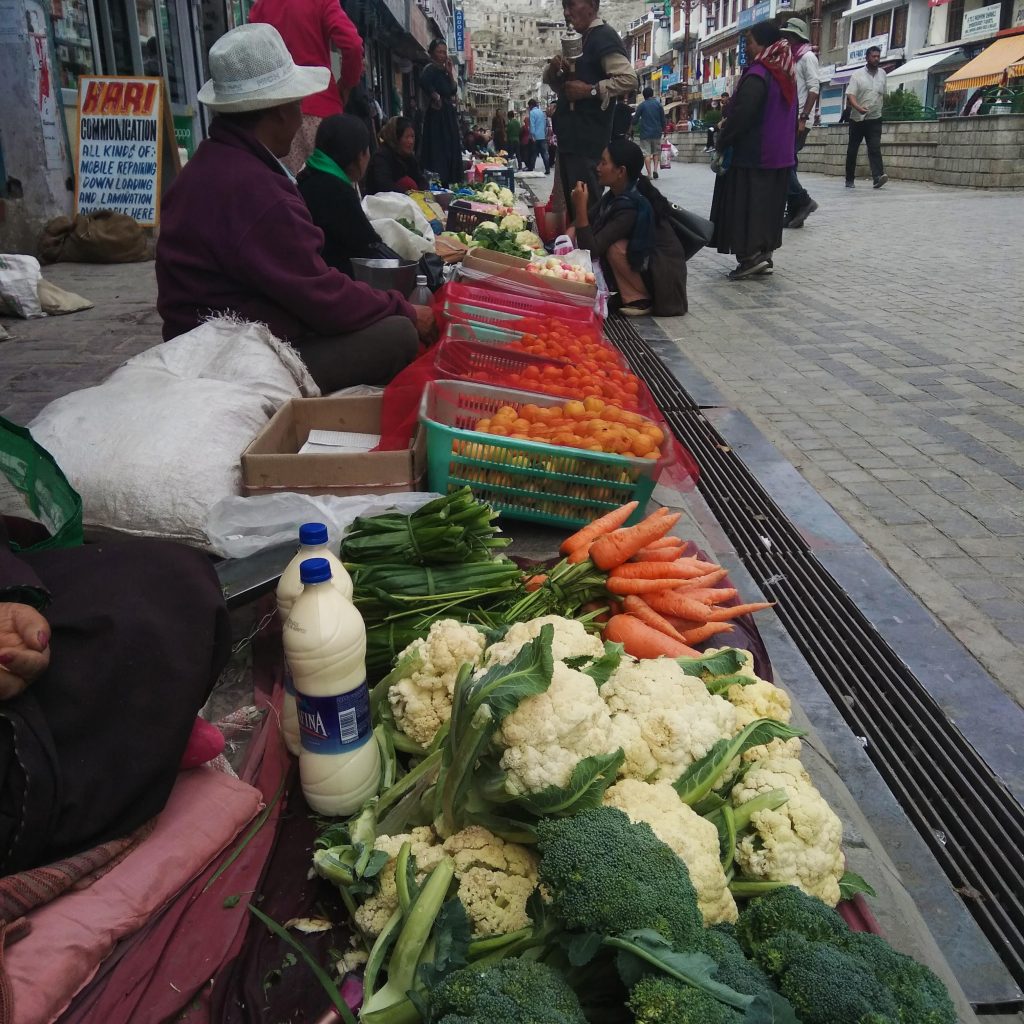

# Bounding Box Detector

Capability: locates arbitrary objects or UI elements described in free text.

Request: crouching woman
[571,139,687,318]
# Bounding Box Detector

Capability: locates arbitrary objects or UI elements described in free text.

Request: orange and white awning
[944,33,1024,91]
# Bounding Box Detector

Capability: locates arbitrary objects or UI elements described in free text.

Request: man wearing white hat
[156,24,433,393]
[781,18,819,230]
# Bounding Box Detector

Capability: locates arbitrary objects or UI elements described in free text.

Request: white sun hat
[197,23,330,113]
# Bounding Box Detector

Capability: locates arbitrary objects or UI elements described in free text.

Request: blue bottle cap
[300,557,332,584]
[299,522,329,546]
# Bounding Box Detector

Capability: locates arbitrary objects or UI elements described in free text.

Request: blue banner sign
[454,9,465,53]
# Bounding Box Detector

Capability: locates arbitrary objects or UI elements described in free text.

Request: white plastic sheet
[0,254,44,318]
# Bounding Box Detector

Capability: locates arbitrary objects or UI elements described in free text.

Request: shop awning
[1010,60,1024,79]
[827,61,864,86]
[665,100,684,113]
[886,48,963,83]
[944,33,1024,91]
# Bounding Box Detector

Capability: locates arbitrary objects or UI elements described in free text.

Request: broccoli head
[536,807,704,951]
[837,931,957,1024]
[628,975,744,1024]
[429,958,587,1024]
[697,925,775,998]
[735,884,848,954]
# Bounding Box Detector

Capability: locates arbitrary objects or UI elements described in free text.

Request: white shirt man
[782,18,820,228]
[845,46,888,188]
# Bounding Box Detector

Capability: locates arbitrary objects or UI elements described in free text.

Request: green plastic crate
[419,380,669,528]
[441,300,525,324]
[443,321,524,345]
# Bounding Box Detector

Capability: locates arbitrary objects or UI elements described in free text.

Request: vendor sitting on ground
[0,515,230,873]
[364,117,427,195]
[298,114,386,278]
[571,138,687,317]
[156,24,434,393]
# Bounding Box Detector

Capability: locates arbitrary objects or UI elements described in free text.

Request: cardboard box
[241,395,425,497]
[463,247,598,301]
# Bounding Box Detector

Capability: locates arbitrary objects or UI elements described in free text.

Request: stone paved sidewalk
[649,163,1024,705]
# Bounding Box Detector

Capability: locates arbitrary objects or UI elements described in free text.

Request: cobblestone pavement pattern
[651,163,1024,707]
[3,166,1023,709]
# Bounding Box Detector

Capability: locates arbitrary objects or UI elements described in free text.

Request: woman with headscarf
[571,138,687,317]
[419,39,463,186]
[710,21,797,280]
[297,113,385,278]
[365,116,427,194]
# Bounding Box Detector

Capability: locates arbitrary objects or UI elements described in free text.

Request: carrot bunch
[558,502,774,659]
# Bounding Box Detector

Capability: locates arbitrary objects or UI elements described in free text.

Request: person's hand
[564,79,595,102]
[571,180,589,213]
[547,55,569,78]
[0,602,50,700]
[430,91,442,110]
[412,304,438,344]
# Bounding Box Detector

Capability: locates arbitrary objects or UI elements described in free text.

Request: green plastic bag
[0,416,83,551]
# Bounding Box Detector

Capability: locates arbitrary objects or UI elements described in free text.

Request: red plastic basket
[444,281,598,327]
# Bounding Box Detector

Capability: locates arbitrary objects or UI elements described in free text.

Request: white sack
[29,317,319,548]
[38,278,94,315]
[0,255,44,318]
[363,192,436,261]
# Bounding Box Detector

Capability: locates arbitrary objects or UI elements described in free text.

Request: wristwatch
[590,86,598,97]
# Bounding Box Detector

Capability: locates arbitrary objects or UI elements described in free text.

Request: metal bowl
[349,258,419,298]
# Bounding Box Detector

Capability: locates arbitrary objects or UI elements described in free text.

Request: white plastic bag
[0,255,44,318]
[362,192,435,260]
[372,219,436,261]
[206,491,440,559]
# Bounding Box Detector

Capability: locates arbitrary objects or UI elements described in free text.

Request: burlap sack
[38,211,151,265]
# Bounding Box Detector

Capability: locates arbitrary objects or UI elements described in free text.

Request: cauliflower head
[516,230,544,250]
[498,187,516,205]
[602,658,738,782]
[604,778,737,925]
[497,660,616,795]
[388,619,487,747]
[483,615,605,668]
[353,825,538,939]
[731,755,844,906]
[499,213,526,233]
[475,221,500,234]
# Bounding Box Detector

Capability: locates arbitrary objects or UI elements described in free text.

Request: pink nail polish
[38,632,49,650]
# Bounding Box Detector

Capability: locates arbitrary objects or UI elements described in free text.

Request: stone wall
[668,115,1024,189]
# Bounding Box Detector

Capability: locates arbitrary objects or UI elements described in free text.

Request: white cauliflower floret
[388,619,487,747]
[497,660,616,794]
[499,213,526,233]
[515,230,543,250]
[731,755,844,906]
[602,658,737,782]
[604,779,737,925]
[474,221,500,234]
[498,187,516,205]
[353,825,538,939]
[441,825,539,937]
[353,827,444,937]
[483,615,605,668]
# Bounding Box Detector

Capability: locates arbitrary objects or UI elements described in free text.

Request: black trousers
[846,118,884,182]
[293,315,420,393]
[558,150,601,221]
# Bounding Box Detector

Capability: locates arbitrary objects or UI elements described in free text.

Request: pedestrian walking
[248,0,364,174]
[845,46,888,189]
[709,21,797,280]
[506,110,521,165]
[419,39,463,186]
[781,17,820,228]
[543,0,638,219]
[528,99,551,172]
[520,118,534,170]
[633,86,666,178]
[491,111,507,153]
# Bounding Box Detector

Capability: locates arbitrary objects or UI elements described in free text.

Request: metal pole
[810,0,823,49]
[682,0,690,122]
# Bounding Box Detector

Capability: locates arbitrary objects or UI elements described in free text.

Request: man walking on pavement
[782,18,820,229]
[528,99,551,173]
[846,45,888,189]
[633,86,666,179]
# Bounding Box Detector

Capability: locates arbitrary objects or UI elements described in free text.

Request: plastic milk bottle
[276,524,353,755]
[283,557,379,815]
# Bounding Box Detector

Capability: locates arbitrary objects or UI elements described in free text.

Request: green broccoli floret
[698,926,775,997]
[536,807,704,951]
[837,931,957,1024]
[628,975,744,1024]
[735,884,848,954]
[429,958,587,1024]
[772,938,899,1024]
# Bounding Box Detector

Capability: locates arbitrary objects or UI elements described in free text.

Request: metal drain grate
[605,316,1024,1007]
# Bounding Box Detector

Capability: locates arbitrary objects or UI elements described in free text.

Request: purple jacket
[156,119,414,343]
[719,63,796,171]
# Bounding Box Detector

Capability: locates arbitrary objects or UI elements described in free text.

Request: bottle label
[297,682,371,755]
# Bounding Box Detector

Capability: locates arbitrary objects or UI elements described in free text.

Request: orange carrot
[610,559,716,581]
[673,568,731,591]
[644,535,682,550]
[680,622,736,644]
[581,599,613,624]
[704,602,775,622]
[681,587,739,605]
[630,544,686,562]
[622,595,687,642]
[525,574,547,592]
[559,501,638,555]
[642,590,714,622]
[590,512,681,571]
[606,577,693,596]
[604,614,700,659]
[567,545,592,564]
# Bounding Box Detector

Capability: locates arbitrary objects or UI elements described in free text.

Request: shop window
[946,0,964,40]
[52,0,96,89]
[872,10,891,37]
[890,5,908,45]
[828,12,840,50]
[851,16,871,41]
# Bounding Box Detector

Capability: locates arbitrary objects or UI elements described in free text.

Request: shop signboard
[701,75,728,97]
[848,32,888,64]
[661,69,679,91]
[454,9,465,55]
[738,0,772,29]
[962,3,1000,38]
[75,76,176,226]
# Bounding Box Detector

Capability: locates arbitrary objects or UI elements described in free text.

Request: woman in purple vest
[710,21,797,280]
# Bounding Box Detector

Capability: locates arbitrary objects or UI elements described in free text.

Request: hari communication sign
[75,75,166,226]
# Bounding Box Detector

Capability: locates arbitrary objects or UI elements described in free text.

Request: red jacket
[156,118,413,343]
[248,0,363,117]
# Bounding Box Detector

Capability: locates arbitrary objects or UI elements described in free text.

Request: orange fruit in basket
[564,400,587,420]
[488,424,509,436]
[630,434,657,457]
[641,424,665,445]
[583,396,605,413]
[476,418,492,432]
[511,418,532,433]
